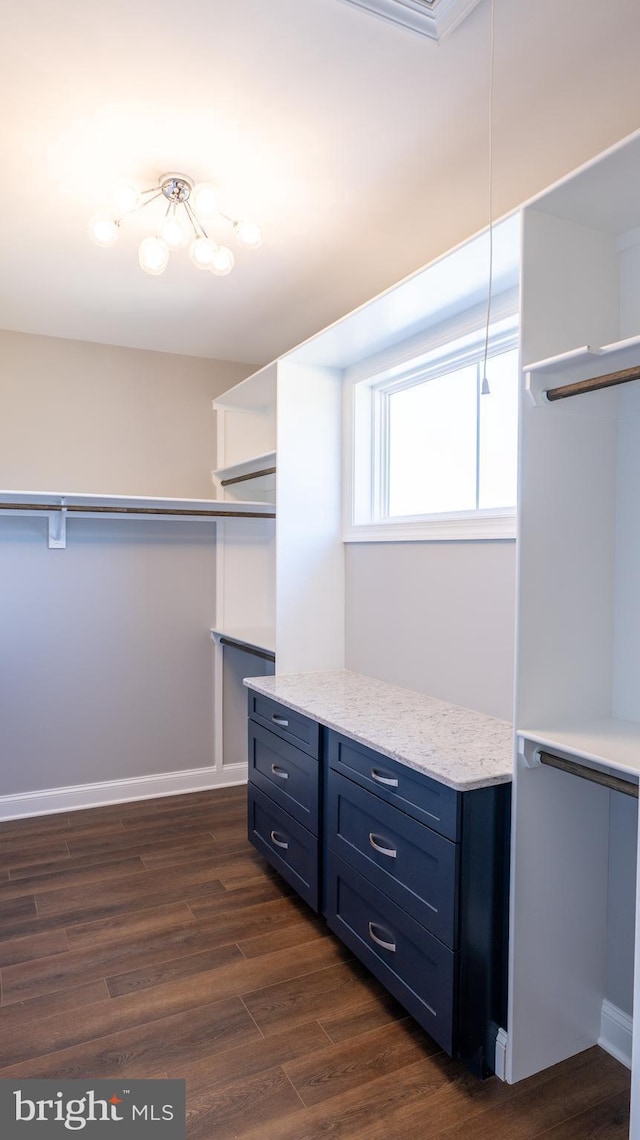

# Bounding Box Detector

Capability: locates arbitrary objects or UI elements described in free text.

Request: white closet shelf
[211,451,276,487]
[210,626,276,655]
[524,333,640,375]
[0,489,275,516]
[212,363,277,411]
[518,717,640,780]
[524,336,640,408]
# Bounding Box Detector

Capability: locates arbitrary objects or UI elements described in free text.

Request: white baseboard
[599,999,633,1070]
[493,1027,508,1081]
[0,764,248,821]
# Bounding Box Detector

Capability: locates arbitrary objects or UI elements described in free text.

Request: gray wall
[0,329,250,498]
[345,540,516,721]
[223,644,275,770]
[605,792,637,1016]
[1,516,216,794]
[0,331,252,799]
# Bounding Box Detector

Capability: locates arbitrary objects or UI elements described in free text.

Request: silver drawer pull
[271,763,289,780]
[368,921,397,953]
[371,768,399,788]
[271,714,289,727]
[369,833,397,859]
[270,830,289,850]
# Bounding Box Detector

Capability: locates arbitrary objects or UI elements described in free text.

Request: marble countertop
[244,670,513,791]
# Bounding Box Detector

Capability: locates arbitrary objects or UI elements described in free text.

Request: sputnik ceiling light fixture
[88,173,262,276]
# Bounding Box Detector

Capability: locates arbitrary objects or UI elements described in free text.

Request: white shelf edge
[212,362,277,411]
[599,332,640,355]
[210,626,276,655]
[523,346,600,375]
[211,451,276,484]
[0,489,275,516]
[524,333,640,376]
[524,335,640,408]
[518,719,640,780]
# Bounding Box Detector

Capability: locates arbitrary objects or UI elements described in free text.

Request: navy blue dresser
[247,691,321,910]
[247,694,510,1078]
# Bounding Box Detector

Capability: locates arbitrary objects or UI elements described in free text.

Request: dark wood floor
[0,786,630,1138]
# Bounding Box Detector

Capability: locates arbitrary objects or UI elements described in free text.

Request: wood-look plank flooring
[0,787,630,1138]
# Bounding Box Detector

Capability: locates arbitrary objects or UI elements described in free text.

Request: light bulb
[160,215,187,250]
[112,182,141,214]
[88,215,119,248]
[210,246,235,276]
[138,236,169,276]
[236,221,262,249]
[189,237,217,270]
[190,183,217,216]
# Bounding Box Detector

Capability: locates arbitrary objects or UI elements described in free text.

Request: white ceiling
[1,0,640,364]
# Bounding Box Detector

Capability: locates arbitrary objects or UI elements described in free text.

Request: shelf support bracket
[48,502,67,549]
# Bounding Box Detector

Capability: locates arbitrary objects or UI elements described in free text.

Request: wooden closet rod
[219,637,275,662]
[221,467,276,487]
[0,502,275,520]
[539,750,639,798]
[545,364,640,402]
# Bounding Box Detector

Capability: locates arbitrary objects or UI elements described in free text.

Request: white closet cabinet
[509,129,640,1130]
[210,359,345,772]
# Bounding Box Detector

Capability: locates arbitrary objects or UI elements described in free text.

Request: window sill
[343,510,516,543]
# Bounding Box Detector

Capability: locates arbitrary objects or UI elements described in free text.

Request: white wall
[345,540,516,721]
[0,331,253,806]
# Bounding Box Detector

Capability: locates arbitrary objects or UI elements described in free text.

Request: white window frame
[343,308,519,542]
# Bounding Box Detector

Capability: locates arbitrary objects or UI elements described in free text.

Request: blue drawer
[327,769,458,948]
[249,722,319,834]
[248,692,320,758]
[326,853,455,1054]
[327,731,459,841]
[247,785,319,911]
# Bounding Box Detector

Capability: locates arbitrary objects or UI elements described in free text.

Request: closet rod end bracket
[517,736,543,768]
[48,503,67,549]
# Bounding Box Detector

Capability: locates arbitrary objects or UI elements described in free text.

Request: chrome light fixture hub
[159,173,194,204]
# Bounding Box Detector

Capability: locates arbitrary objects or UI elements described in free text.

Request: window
[345,317,518,541]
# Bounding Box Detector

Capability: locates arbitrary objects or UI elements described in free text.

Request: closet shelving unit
[211,450,276,491]
[210,362,278,772]
[0,489,274,549]
[211,366,278,641]
[210,354,344,771]
[509,129,640,1129]
[211,364,277,506]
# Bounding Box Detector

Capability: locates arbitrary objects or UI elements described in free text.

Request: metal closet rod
[221,466,276,488]
[545,363,640,402]
[219,637,275,663]
[539,750,639,798]
[0,502,275,520]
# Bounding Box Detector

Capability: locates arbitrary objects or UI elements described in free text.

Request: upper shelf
[0,489,276,518]
[524,334,640,408]
[212,362,277,411]
[211,451,276,488]
[524,333,640,376]
[519,717,640,780]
